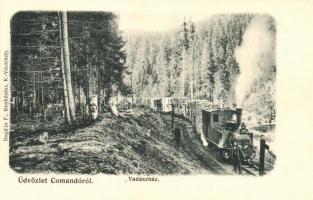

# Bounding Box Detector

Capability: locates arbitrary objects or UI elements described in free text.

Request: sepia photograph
[1,0,313,200]
[9,11,276,176]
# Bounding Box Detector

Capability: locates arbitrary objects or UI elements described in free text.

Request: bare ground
[9,109,230,175]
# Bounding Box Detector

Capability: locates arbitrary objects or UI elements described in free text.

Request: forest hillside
[123,14,276,124]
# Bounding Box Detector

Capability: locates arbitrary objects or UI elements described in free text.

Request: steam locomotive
[140,97,256,164]
[202,108,256,163]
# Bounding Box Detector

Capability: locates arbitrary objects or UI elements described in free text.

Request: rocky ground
[9,109,230,175]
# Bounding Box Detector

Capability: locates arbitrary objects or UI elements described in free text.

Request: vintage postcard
[0,0,312,200]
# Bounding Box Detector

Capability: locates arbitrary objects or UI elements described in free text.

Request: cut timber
[121,109,135,117]
[38,132,49,144]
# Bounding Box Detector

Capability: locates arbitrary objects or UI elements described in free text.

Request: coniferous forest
[11,12,276,124]
[124,14,276,123]
[9,12,276,174]
[11,12,129,124]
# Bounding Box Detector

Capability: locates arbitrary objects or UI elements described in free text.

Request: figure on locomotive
[202,108,256,163]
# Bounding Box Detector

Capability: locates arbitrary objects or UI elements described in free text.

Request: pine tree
[60,11,76,122]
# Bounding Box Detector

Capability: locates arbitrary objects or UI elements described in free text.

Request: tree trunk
[61,11,76,122]
[190,45,194,100]
[87,64,98,121]
[41,71,45,116]
[181,49,186,98]
[58,12,71,124]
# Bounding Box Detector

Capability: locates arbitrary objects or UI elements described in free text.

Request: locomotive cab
[202,108,242,148]
[202,108,255,162]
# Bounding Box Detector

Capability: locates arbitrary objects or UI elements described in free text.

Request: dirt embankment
[10,109,228,175]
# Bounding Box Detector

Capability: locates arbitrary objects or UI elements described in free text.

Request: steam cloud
[235,15,275,106]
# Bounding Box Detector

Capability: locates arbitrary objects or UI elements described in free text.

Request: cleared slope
[10,109,228,175]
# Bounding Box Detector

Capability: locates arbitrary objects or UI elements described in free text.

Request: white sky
[108,0,215,32]
[116,10,213,32]
[118,13,184,32]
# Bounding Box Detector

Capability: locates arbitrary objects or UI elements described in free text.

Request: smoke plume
[235,15,275,106]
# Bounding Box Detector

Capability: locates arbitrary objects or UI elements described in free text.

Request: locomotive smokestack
[236,108,242,127]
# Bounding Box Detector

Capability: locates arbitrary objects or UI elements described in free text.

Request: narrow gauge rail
[241,163,266,176]
[137,97,270,176]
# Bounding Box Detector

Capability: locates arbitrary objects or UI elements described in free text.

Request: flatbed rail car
[187,100,219,134]
[171,97,189,117]
[145,97,173,112]
[142,97,189,114]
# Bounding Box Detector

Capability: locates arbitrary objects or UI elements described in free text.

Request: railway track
[241,163,264,176]
[156,110,270,176]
